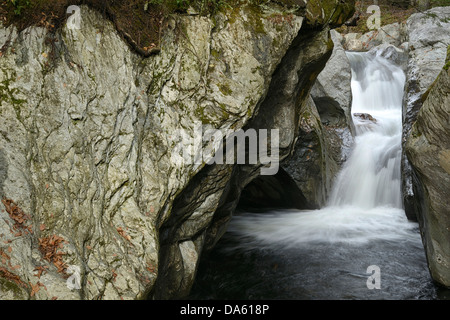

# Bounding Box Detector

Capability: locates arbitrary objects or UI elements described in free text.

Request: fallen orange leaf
[30,282,41,297]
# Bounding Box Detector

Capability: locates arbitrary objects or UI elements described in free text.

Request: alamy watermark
[66,5,82,30]
[367,4,381,30]
[169,122,280,176]
[66,265,81,290]
[366,265,381,290]
[65,3,382,32]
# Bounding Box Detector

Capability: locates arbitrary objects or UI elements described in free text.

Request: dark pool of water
[189,213,450,300]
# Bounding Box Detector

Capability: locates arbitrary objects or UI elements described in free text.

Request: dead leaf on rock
[116,227,131,242]
[34,266,49,279]
[0,249,10,261]
[0,267,28,289]
[30,281,44,297]
[1,198,32,236]
[38,235,68,274]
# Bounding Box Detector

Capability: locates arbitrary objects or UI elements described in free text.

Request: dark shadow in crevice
[236,167,312,213]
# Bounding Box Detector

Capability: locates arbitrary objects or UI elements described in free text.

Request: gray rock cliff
[406,46,450,288]
[401,7,450,221]
[0,2,355,300]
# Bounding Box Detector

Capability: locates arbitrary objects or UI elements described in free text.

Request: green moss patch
[218,82,233,96]
[0,70,27,120]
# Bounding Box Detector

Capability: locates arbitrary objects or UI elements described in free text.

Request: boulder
[242,27,355,211]
[343,22,407,51]
[353,113,377,123]
[311,30,353,128]
[405,46,450,288]
[368,42,409,71]
[0,5,305,300]
[401,6,450,221]
[282,29,354,208]
[282,96,346,208]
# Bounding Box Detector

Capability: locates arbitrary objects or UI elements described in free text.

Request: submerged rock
[353,113,377,123]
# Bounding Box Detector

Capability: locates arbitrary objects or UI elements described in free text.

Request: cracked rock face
[0,1,352,298]
[0,0,356,298]
[401,7,450,221]
[153,24,343,299]
[406,48,450,288]
[0,5,306,300]
[281,29,354,209]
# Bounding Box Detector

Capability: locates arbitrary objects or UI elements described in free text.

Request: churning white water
[328,52,405,209]
[226,51,419,248]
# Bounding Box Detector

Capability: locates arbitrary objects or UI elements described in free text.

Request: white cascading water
[226,51,420,248]
[328,52,405,209]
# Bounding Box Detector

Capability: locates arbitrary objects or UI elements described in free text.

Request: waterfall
[328,51,405,209]
[224,51,419,248]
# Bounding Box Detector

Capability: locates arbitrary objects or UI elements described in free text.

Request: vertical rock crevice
[153,24,344,300]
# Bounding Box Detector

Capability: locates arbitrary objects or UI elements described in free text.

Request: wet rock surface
[406,46,450,288]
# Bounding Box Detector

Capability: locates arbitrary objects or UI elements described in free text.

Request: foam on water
[227,51,417,250]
